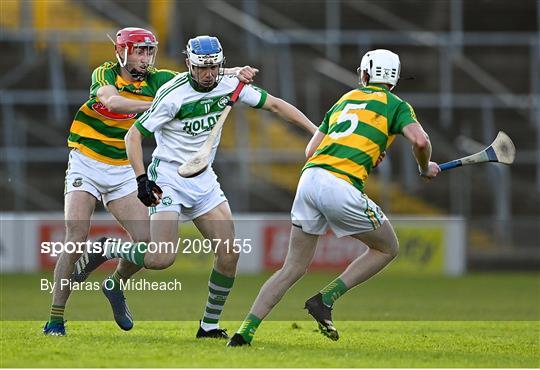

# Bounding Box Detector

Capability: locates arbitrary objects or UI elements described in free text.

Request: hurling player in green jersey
[229,49,440,346]
[45,27,258,336]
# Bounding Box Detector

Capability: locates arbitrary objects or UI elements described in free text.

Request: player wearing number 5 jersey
[303,83,417,194]
[229,49,440,346]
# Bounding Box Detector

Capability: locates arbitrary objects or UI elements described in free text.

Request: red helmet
[115,27,158,53]
[114,27,158,74]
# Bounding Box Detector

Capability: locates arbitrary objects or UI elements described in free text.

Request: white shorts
[64,149,137,205]
[291,167,387,238]
[147,158,227,222]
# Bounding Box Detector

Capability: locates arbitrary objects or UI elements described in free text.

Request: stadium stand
[1,0,538,268]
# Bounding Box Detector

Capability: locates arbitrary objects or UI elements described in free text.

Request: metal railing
[0,0,538,253]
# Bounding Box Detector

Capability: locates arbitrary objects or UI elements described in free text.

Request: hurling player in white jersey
[59,28,259,337]
[115,35,316,338]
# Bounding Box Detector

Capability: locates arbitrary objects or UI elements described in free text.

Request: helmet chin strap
[115,48,128,67]
[115,48,149,81]
[126,67,147,81]
[118,63,147,81]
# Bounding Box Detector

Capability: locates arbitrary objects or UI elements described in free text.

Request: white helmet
[358,49,401,89]
[185,35,224,67]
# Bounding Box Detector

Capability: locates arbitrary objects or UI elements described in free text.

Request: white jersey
[134,72,267,165]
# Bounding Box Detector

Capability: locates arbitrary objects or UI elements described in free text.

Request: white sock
[103,239,114,259]
[103,238,120,259]
[200,321,219,331]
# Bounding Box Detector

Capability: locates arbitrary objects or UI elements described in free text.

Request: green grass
[1,271,539,367]
[1,321,538,367]
[2,271,539,321]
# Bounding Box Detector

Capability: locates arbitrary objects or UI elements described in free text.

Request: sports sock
[105,241,147,267]
[201,268,235,330]
[236,313,262,343]
[320,277,349,307]
[103,270,126,291]
[49,304,65,325]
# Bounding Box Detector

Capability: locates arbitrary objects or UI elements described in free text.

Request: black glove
[136,174,163,207]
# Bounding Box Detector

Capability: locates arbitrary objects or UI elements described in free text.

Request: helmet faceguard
[114,27,158,81]
[185,36,225,91]
[358,49,401,90]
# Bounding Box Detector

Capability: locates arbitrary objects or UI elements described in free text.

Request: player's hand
[136,174,163,206]
[235,66,259,84]
[418,161,440,181]
[374,151,386,168]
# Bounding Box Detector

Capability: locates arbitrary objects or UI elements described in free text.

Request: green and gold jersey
[304,84,417,192]
[67,62,177,165]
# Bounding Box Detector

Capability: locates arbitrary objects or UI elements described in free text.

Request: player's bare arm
[97,66,257,114]
[125,127,146,177]
[403,122,440,179]
[125,126,162,206]
[305,130,325,158]
[262,94,317,134]
[97,85,152,113]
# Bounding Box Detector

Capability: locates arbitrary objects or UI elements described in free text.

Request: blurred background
[0,0,539,276]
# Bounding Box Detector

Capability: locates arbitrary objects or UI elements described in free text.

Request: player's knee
[144,254,174,270]
[386,238,399,260]
[64,223,89,243]
[215,252,239,271]
[129,231,150,244]
[374,227,400,260]
[146,259,174,270]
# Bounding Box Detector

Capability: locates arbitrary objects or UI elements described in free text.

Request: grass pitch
[1,321,538,367]
[1,271,539,367]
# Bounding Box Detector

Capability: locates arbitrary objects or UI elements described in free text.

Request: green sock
[201,269,235,328]
[103,270,125,291]
[106,242,147,267]
[320,278,349,307]
[237,313,262,343]
[49,304,65,325]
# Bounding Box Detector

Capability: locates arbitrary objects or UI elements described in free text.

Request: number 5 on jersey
[329,103,367,140]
